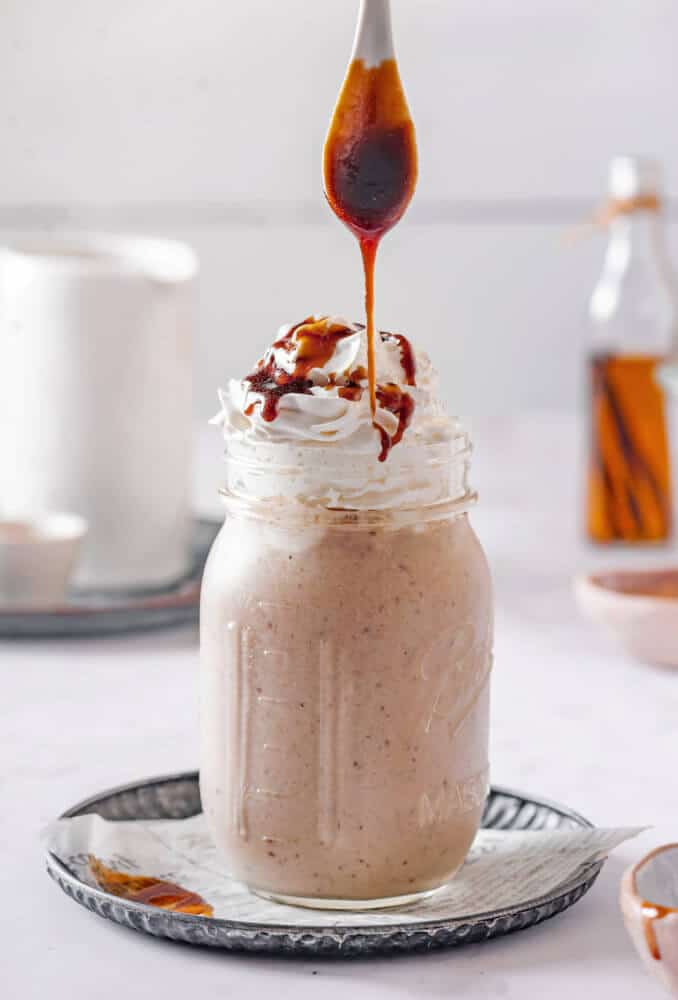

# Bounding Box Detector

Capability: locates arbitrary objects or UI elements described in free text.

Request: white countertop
[4,416,675,998]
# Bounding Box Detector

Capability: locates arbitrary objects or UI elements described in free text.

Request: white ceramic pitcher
[0,234,197,590]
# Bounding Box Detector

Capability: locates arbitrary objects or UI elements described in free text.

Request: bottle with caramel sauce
[586,157,678,544]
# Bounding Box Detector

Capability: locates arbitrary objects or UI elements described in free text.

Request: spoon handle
[351,0,395,68]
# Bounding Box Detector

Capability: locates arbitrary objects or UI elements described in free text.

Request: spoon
[351,0,395,68]
[323,0,417,433]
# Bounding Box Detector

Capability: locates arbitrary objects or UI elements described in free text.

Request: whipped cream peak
[213,316,468,509]
[261,315,361,378]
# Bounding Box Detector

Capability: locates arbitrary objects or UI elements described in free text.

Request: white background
[3,0,678,419]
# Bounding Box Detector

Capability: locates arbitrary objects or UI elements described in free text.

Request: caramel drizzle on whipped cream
[244,316,351,422]
[243,316,416,461]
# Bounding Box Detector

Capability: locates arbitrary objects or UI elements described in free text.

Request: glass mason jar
[200,434,493,909]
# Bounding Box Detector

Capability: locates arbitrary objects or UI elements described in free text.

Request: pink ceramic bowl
[621,844,678,995]
[575,570,678,666]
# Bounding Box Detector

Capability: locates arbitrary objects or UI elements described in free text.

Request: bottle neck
[607,207,667,261]
[592,204,678,354]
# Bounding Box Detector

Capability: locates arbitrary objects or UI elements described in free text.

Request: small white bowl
[621,844,678,995]
[0,514,88,609]
[574,570,678,666]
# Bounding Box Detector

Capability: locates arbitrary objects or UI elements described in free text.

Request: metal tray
[46,771,603,957]
[0,519,220,638]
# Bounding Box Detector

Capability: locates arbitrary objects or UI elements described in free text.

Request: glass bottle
[586,156,678,544]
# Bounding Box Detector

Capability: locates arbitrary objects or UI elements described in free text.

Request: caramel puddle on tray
[323,44,417,449]
[89,855,213,917]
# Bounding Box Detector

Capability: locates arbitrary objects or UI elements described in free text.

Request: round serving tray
[46,770,604,957]
[0,519,220,638]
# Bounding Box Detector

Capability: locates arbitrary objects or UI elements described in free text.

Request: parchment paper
[46,813,641,927]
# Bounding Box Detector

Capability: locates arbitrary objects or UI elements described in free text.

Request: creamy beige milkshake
[200,317,493,908]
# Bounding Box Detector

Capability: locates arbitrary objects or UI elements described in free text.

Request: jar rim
[217,487,478,528]
[220,430,473,515]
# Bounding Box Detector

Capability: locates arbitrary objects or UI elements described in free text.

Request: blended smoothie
[200,317,493,907]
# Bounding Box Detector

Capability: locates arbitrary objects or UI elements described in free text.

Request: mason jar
[199,434,493,909]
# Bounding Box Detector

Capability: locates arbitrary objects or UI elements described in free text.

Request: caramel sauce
[244,317,356,422]
[354,325,416,386]
[89,856,213,917]
[244,319,416,459]
[288,317,357,376]
[587,353,672,543]
[245,372,314,422]
[387,332,417,386]
[375,382,415,461]
[641,902,673,961]
[323,57,417,430]
[338,384,364,402]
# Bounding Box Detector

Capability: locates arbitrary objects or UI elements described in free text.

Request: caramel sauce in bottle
[323,57,417,426]
[586,353,672,543]
[89,856,213,917]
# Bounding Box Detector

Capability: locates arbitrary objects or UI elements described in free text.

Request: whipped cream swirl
[213,316,469,509]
